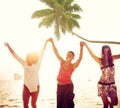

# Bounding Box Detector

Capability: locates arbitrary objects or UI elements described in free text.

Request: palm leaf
[39,0,56,8]
[39,13,55,28]
[32,9,53,18]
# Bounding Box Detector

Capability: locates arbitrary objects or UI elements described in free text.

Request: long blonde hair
[25,51,39,65]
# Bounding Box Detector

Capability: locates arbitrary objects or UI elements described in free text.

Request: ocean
[0,79,120,108]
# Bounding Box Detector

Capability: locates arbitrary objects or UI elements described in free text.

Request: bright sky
[0,0,120,80]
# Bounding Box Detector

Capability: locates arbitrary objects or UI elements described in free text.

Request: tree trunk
[72,32,120,44]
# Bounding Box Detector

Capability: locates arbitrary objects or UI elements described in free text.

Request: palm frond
[39,13,55,28]
[31,9,53,18]
[68,18,80,30]
[39,0,57,8]
[54,2,64,12]
[65,4,82,12]
[72,4,83,12]
[64,0,74,6]
[68,13,81,19]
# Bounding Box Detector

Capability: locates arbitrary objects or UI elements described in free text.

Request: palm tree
[31,0,120,44]
[32,0,81,40]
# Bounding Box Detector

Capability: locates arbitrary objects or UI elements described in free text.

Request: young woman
[48,38,84,108]
[83,42,120,108]
[4,40,48,108]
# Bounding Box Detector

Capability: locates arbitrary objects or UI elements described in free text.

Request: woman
[48,38,84,108]
[4,40,48,108]
[83,42,120,108]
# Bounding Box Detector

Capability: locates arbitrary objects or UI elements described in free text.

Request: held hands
[44,37,53,48]
[47,37,53,43]
[43,38,52,50]
[80,41,86,46]
[47,38,87,47]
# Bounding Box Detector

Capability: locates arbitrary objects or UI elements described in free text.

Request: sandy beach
[0,79,120,108]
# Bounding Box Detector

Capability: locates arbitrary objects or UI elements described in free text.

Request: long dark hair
[101,45,113,66]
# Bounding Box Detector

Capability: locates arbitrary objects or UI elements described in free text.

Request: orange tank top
[57,60,74,84]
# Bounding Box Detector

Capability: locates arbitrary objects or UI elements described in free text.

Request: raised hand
[80,41,85,46]
[48,37,53,43]
[4,42,9,47]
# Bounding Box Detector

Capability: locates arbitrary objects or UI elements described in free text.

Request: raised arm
[48,38,63,61]
[37,39,48,66]
[83,42,101,65]
[39,39,48,57]
[112,54,120,60]
[73,42,83,70]
[4,42,25,64]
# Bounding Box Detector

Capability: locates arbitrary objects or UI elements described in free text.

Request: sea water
[0,79,120,108]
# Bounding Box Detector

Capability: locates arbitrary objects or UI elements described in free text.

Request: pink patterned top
[99,64,115,84]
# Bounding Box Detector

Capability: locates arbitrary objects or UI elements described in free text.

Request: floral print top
[99,64,115,84]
